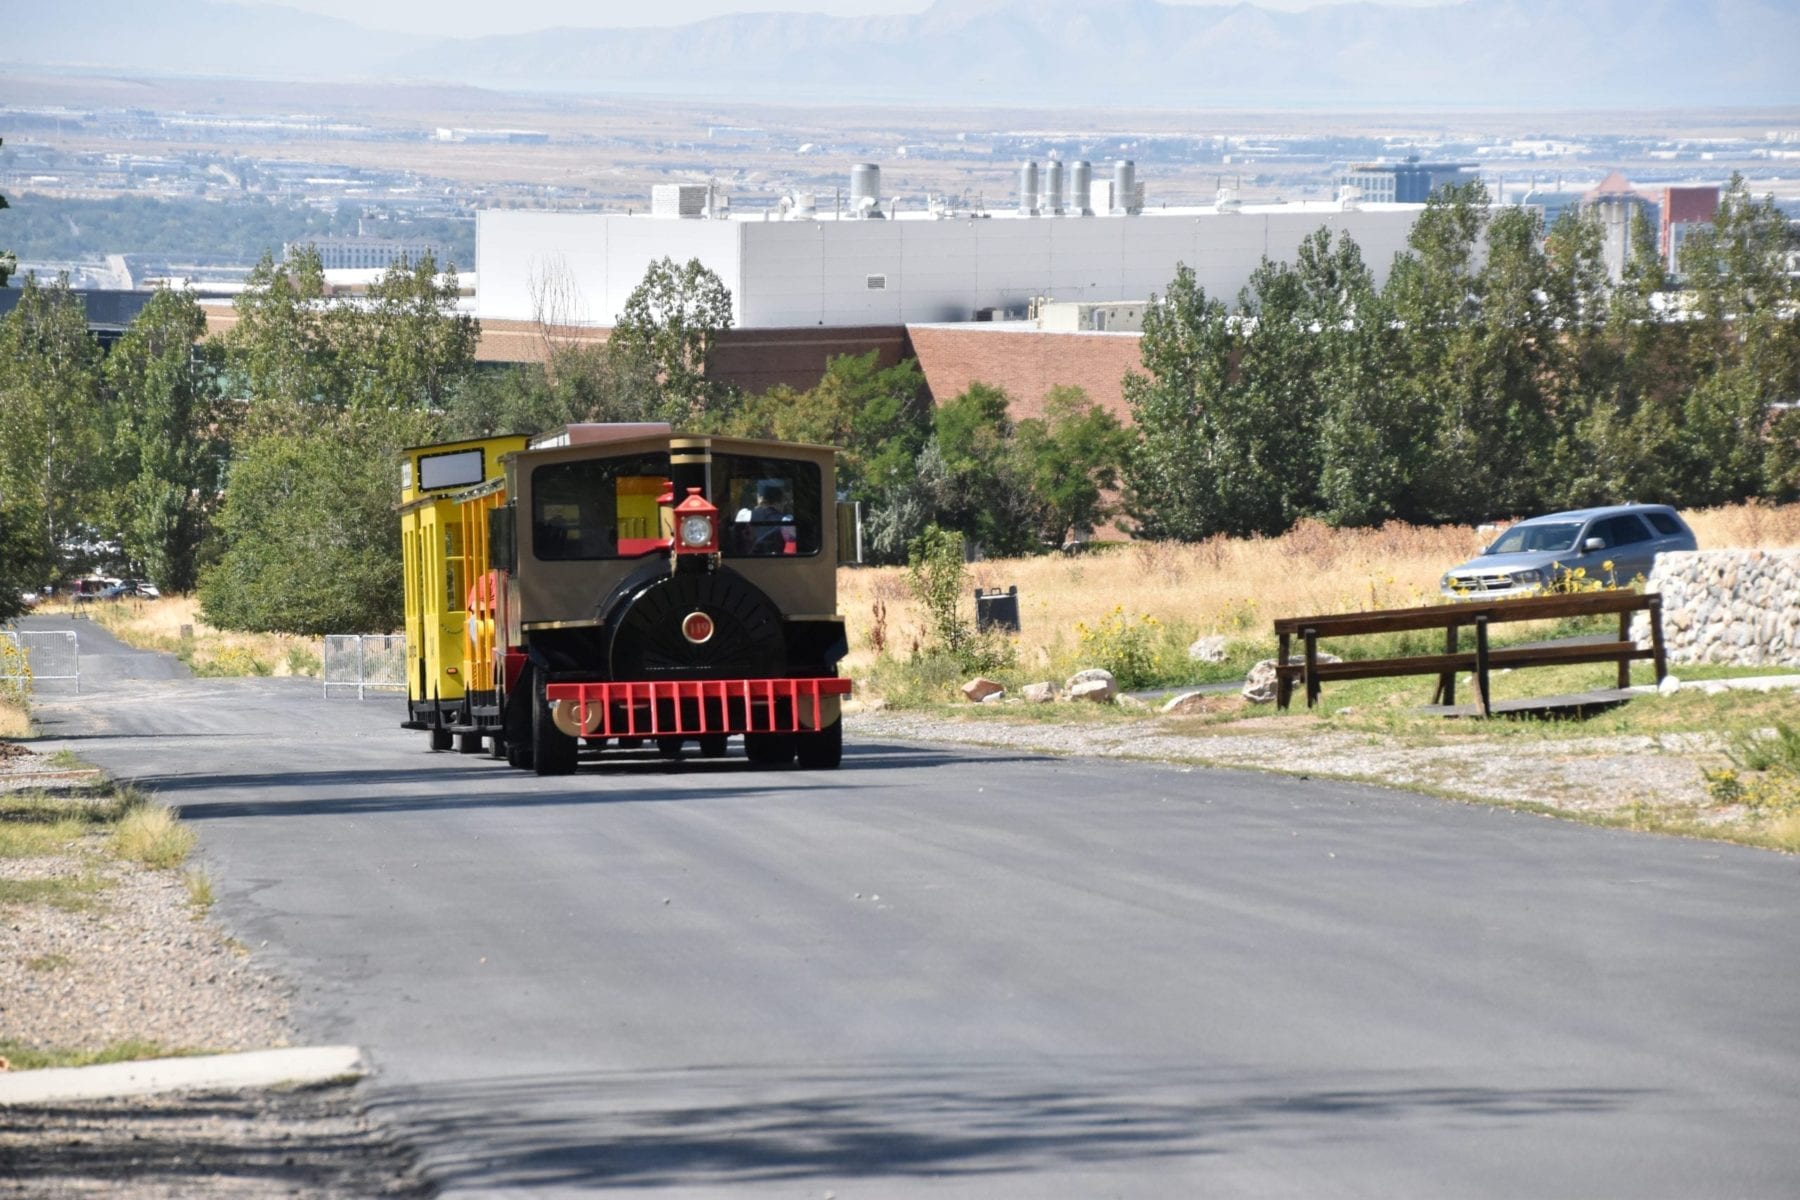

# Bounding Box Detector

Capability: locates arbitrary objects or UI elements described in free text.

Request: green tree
[931,382,1041,556]
[1013,386,1133,545]
[1123,265,1238,540]
[1459,203,1562,516]
[1558,207,1690,506]
[609,256,735,427]
[198,407,438,635]
[1677,174,1800,505]
[225,248,337,408]
[728,351,929,499]
[333,253,479,411]
[0,277,104,570]
[0,137,14,288]
[0,489,49,623]
[1310,236,1423,526]
[103,288,230,592]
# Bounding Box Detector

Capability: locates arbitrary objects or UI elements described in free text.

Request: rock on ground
[1242,654,1341,704]
[960,677,1005,703]
[1065,669,1118,702]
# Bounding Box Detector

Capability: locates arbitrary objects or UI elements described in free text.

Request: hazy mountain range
[14,0,1798,108]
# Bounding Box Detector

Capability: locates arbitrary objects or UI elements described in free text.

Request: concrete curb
[0,1045,364,1105]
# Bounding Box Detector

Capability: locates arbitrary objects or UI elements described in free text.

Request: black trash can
[975,586,1021,633]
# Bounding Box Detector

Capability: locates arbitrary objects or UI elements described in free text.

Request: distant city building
[1336,160,1478,205]
[287,236,448,271]
[1659,184,1721,272]
[0,288,154,351]
[1582,171,1659,282]
[432,128,549,144]
[1030,299,1148,333]
[476,163,1425,332]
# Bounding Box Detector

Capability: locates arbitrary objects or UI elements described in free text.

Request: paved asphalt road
[20,620,1800,1198]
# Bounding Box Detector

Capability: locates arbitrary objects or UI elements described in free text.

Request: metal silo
[1071,160,1092,216]
[1113,159,1136,214]
[1019,161,1039,215]
[1045,160,1064,216]
[849,163,882,218]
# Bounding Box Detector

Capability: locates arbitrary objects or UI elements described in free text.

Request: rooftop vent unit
[1215,185,1243,213]
[849,162,883,218]
[1071,160,1093,216]
[1019,160,1039,216]
[1045,160,1064,216]
[777,192,817,220]
[1113,160,1140,215]
[651,183,712,220]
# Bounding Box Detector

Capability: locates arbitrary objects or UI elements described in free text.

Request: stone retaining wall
[1635,550,1800,666]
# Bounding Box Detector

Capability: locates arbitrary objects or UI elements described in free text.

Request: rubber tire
[489,736,509,760]
[698,734,729,759]
[504,676,534,770]
[456,732,484,754]
[533,680,579,776]
[429,725,453,752]
[794,720,843,770]
[744,732,794,766]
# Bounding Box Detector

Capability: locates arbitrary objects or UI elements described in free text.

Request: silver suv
[1440,504,1697,599]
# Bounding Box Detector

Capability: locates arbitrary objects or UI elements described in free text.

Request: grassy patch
[0,871,108,911]
[0,1039,202,1070]
[79,594,318,677]
[186,869,215,911]
[0,813,89,858]
[26,953,74,972]
[0,697,30,739]
[112,799,197,869]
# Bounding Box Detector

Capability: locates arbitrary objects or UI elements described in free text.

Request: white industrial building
[475,163,1427,330]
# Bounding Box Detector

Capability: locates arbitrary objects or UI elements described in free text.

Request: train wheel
[456,732,484,754]
[794,720,843,770]
[697,734,729,758]
[744,732,794,766]
[429,725,453,752]
[532,679,578,776]
[503,678,534,770]
[656,737,684,759]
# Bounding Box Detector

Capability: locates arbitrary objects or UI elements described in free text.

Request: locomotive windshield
[716,454,822,557]
[532,452,672,560]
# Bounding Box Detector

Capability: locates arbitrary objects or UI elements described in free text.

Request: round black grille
[605,569,785,680]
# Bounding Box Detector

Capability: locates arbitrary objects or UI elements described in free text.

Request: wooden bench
[1271,590,1667,717]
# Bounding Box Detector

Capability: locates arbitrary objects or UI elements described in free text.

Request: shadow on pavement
[372,1061,1644,1192]
[132,743,1042,821]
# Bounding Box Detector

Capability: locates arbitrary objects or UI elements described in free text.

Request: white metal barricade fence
[321,634,406,700]
[1,630,80,693]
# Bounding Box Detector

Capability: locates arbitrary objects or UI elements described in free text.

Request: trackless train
[399,423,850,775]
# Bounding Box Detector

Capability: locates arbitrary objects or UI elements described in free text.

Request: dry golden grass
[839,502,1800,678]
[67,596,320,678]
[111,798,196,870]
[0,698,30,739]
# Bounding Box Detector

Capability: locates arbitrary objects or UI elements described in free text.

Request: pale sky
[229,0,1462,38]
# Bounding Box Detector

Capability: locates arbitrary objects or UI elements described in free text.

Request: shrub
[1076,606,1165,690]
[112,800,196,869]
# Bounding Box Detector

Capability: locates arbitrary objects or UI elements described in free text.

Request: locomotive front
[402,424,850,777]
